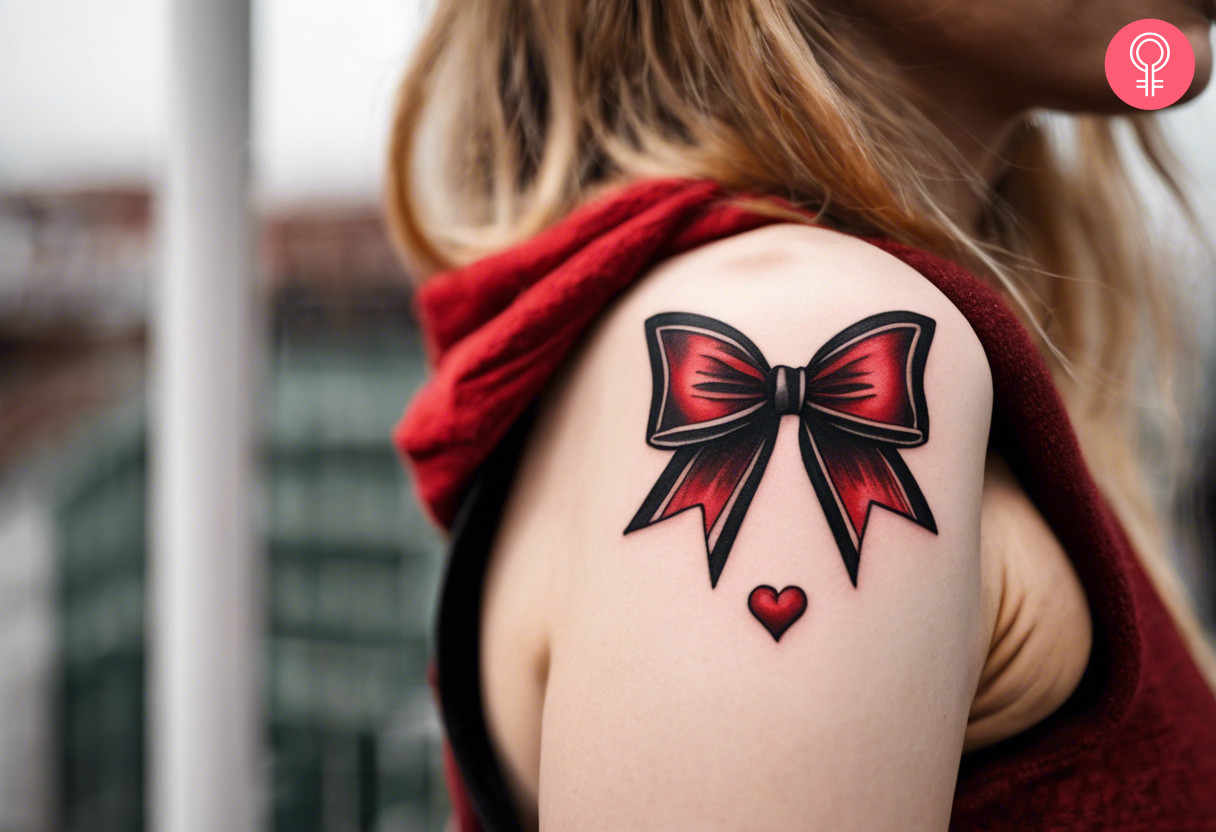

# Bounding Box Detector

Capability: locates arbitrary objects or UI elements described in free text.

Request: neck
[904,62,1028,232]
[843,14,1029,233]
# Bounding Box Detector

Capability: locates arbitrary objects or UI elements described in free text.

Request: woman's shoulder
[606,221,1092,752]
[623,221,989,342]
[580,220,995,425]
[617,222,1092,750]
[484,219,1001,828]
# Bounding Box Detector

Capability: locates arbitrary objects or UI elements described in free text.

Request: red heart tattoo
[748,585,808,641]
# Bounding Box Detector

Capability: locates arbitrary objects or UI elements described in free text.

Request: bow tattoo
[625,311,938,587]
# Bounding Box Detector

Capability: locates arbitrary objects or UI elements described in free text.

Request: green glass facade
[52,316,448,831]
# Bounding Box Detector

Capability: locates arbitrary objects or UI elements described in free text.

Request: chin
[1178,20,1215,104]
[1040,23,1214,113]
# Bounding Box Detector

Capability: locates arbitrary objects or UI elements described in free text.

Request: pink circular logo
[1105,19,1196,109]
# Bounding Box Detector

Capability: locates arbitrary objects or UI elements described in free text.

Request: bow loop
[643,313,771,449]
[802,313,934,446]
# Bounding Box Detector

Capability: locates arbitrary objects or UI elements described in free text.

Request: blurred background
[0,2,1213,831]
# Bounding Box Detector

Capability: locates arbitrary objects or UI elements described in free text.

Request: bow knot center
[766,365,806,415]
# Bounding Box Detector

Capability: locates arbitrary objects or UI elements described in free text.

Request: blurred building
[0,188,448,832]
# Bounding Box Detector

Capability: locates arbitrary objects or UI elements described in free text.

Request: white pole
[151,1,260,830]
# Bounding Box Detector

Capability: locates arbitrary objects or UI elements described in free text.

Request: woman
[389,1,1216,829]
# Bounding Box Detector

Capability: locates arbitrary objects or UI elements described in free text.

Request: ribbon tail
[625,420,777,587]
[798,420,936,586]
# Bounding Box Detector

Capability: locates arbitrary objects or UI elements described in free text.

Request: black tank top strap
[433,413,534,832]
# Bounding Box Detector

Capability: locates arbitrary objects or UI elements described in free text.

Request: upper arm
[524,224,993,831]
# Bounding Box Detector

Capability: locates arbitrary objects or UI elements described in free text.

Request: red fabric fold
[395,179,775,528]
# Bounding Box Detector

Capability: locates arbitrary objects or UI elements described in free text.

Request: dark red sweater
[395,178,1216,831]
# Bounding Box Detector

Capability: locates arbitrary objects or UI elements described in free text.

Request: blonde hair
[385,0,1214,678]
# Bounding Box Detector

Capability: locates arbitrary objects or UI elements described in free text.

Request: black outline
[798,420,937,586]
[626,310,938,589]
[643,312,770,448]
[625,418,777,587]
[747,584,808,641]
[805,310,935,446]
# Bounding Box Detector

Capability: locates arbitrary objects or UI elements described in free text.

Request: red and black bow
[625,311,937,587]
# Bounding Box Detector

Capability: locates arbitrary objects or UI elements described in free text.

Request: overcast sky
[0,0,1213,217]
[0,0,427,202]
